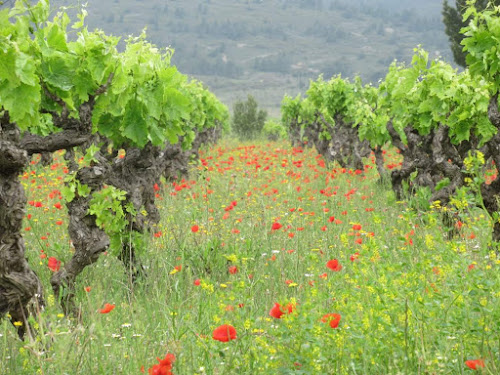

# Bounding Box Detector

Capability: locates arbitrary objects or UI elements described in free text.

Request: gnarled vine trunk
[0,117,44,339]
[288,118,304,148]
[483,94,500,244]
[0,75,112,337]
[304,113,370,169]
[384,118,491,238]
[51,125,223,313]
[50,164,110,317]
[372,146,388,182]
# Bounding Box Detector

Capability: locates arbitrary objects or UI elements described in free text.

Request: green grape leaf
[476,116,496,142]
[61,184,76,202]
[148,121,165,146]
[77,182,91,197]
[46,23,68,52]
[435,178,451,191]
[41,56,75,91]
[122,101,148,147]
[0,47,18,83]
[15,51,37,86]
[0,81,40,129]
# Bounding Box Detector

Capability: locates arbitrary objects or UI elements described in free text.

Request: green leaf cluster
[262,119,287,140]
[0,1,228,148]
[280,44,495,149]
[378,47,493,144]
[462,3,500,88]
[88,185,136,255]
[281,75,388,147]
[181,80,229,147]
[60,172,91,202]
[281,94,316,128]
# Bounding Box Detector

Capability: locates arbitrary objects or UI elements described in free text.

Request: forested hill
[49,0,452,115]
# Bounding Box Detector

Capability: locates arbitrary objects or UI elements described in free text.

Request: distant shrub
[263,119,287,141]
[232,95,267,140]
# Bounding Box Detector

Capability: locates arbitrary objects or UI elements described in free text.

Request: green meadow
[1,140,498,374]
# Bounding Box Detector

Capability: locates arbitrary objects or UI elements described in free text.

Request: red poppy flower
[350,252,360,262]
[271,222,282,231]
[326,259,342,272]
[212,324,237,342]
[153,183,160,192]
[191,225,199,233]
[228,265,238,274]
[321,313,341,328]
[148,353,175,375]
[54,202,62,209]
[465,359,485,370]
[269,303,284,319]
[99,303,115,314]
[84,286,91,292]
[194,279,201,286]
[270,302,295,318]
[48,257,61,272]
[352,224,362,231]
[285,303,296,314]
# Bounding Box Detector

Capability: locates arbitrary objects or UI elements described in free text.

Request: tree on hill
[442,0,500,67]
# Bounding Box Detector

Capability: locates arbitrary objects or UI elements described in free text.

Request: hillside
[48,0,453,115]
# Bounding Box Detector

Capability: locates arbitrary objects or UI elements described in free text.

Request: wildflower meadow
[1,140,499,374]
[1,1,500,374]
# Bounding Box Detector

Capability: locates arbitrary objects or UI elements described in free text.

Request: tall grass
[2,140,499,374]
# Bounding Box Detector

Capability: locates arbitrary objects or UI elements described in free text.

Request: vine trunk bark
[0,117,44,339]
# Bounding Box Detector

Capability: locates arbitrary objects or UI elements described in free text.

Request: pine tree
[443,0,499,67]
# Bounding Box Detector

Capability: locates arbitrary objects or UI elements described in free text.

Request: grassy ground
[1,140,499,374]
